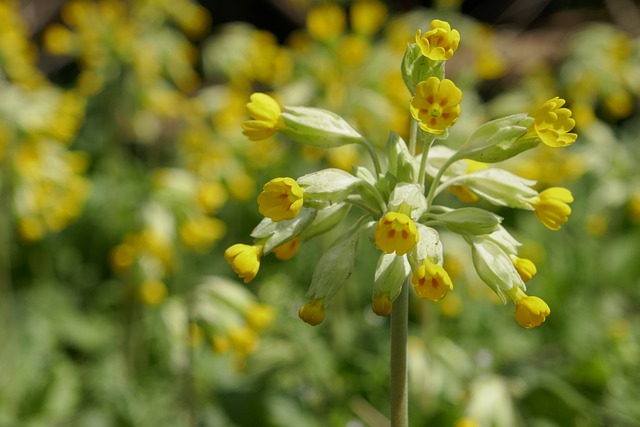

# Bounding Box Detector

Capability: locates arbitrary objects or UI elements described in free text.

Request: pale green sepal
[455,114,537,163]
[484,226,521,255]
[373,253,411,302]
[386,131,418,182]
[353,166,385,215]
[408,224,443,271]
[457,168,538,209]
[297,168,362,209]
[401,43,444,95]
[250,207,317,253]
[438,207,502,236]
[301,203,351,240]
[281,106,363,148]
[388,183,427,220]
[305,222,363,303]
[470,237,526,303]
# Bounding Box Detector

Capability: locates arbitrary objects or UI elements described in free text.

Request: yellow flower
[273,237,301,260]
[532,97,577,147]
[246,304,275,331]
[241,93,284,141]
[224,243,263,283]
[528,187,573,230]
[374,212,419,256]
[138,280,168,306]
[257,177,304,222]
[350,0,388,36]
[410,77,462,135]
[511,288,550,328]
[228,326,259,355]
[415,19,460,61]
[509,255,537,282]
[371,293,392,316]
[306,3,346,41]
[299,298,325,326]
[411,261,453,301]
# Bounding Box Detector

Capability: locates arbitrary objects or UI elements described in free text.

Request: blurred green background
[1,0,639,426]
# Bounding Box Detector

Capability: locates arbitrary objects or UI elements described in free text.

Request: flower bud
[372,253,411,316]
[438,207,502,236]
[455,114,537,163]
[452,168,538,209]
[297,168,362,209]
[280,106,364,148]
[251,207,317,253]
[470,237,525,303]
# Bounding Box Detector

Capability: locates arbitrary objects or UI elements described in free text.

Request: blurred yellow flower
[532,97,577,147]
[298,298,325,326]
[529,187,573,230]
[257,177,304,222]
[410,77,462,134]
[241,93,284,141]
[415,19,460,61]
[306,3,346,42]
[350,0,388,37]
[246,304,275,331]
[374,212,419,256]
[411,261,453,301]
[273,237,301,260]
[224,243,262,284]
[138,280,168,306]
[228,326,259,355]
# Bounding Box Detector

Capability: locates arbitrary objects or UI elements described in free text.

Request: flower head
[372,293,393,316]
[374,212,419,256]
[415,20,460,61]
[411,261,453,301]
[528,187,573,230]
[299,298,325,326]
[257,177,304,221]
[511,288,550,328]
[510,255,537,282]
[410,77,462,134]
[241,93,284,141]
[532,97,577,147]
[224,243,263,283]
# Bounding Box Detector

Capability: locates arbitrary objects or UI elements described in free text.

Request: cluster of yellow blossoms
[226,18,578,329]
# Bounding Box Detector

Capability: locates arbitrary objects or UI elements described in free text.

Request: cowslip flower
[410,77,462,134]
[224,243,263,283]
[510,288,550,328]
[374,212,419,256]
[510,255,537,282]
[532,97,577,147]
[298,298,325,325]
[350,0,388,37]
[273,237,301,260]
[257,177,304,221]
[241,93,284,141]
[528,187,574,230]
[306,3,346,41]
[371,293,393,316]
[415,19,460,61]
[411,261,453,301]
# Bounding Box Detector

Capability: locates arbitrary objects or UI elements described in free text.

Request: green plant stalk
[390,278,409,427]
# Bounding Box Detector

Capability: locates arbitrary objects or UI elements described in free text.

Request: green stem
[390,279,409,427]
[360,138,382,177]
[424,152,460,210]
[409,118,419,155]
[417,135,436,187]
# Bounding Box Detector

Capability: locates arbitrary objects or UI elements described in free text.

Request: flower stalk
[390,279,409,427]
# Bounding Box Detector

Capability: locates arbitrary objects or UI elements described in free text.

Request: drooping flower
[224,243,263,283]
[532,97,577,147]
[298,298,325,325]
[241,93,284,141]
[273,237,301,260]
[374,212,419,256]
[257,177,304,221]
[510,288,550,328]
[409,77,462,134]
[411,261,453,301]
[510,255,537,282]
[415,19,460,61]
[528,187,573,230]
[371,293,393,316]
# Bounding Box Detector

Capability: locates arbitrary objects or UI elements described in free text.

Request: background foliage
[1,0,639,426]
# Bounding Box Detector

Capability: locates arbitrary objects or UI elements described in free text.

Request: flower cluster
[226,19,578,329]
